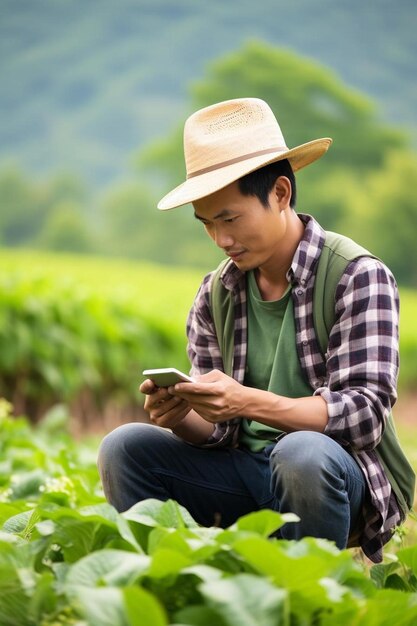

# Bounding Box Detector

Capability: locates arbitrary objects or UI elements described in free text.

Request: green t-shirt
[239,270,312,451]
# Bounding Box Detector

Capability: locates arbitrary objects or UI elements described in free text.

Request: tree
[99,180,222,268]
[340,150,417,286]
[0,165,91,249]
[38,201,94,253]
[100,181,160,259]
[138,40,407,190]
[0,165,46,245]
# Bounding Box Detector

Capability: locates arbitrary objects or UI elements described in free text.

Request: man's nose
[213,228,234,249]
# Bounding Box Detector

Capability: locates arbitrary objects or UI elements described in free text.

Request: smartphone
[142,368,194,387]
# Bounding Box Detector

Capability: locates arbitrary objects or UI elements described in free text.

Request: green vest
[209,230,415,517]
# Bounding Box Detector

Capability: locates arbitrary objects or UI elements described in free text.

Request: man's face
[192,179,291,273]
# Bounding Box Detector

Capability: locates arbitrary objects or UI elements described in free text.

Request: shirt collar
[220,213,326,291]
[287,214,326,286]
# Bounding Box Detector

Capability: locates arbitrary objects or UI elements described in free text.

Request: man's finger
[139,378,158,394]
[171,382,217,395]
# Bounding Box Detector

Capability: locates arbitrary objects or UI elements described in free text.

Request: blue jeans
[98,424,367,549]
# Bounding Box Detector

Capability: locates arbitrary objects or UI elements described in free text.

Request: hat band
[186,146,286,179]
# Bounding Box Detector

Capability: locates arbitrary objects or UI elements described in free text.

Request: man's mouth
[226,250,245,261]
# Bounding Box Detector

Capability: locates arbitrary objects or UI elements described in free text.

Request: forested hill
[1,0,416,186]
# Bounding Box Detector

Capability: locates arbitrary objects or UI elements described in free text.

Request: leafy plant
[0,257,200,421]
[1,401,417,625]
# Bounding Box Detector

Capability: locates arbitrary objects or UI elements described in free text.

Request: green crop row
[0,248,416,425]
[1,400,417,626]
[0,249,201,422]
[0,269,196,422]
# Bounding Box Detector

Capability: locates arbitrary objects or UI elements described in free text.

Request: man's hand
[169,369,244,423]
[139,378,191,429]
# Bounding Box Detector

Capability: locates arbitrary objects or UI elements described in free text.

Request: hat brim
[157,137,332,210]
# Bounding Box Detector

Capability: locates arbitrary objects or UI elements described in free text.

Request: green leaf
[123,585,168,626]
[353,589,417,626]
[0,563,33,626]
[27,571,59,625]
[174,605,227,626]
[148,527,193,556]
[65,549,150,589]
[147,547,191,578]
[0,538,33,568]
[78,502,120,522]
[231,536,361,620]
[122,500,199,552]
[0,531,26,549]
[384,573,410,591]
[370,561,401,589]
[123,499,198,529]
[397,545,417,575]
[72,586,129,626]
[2,508,40,539]
[199,573,289,626]
[182,564,223,583]
[37,506,121,561]
[116,514,145,553]
[35,519,55,536]
[234,509,299,537]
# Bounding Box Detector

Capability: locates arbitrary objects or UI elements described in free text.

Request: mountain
[1,0,416,187]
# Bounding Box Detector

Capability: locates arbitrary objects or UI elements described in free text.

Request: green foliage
[0,166,47,246]
[38,201,95,253]
[97,180,220,268]
[0,165,95,253]
[338,150,417,286]
[100,182,158,259]
[0,250,201,420]
[1,402,417,625]
[396,289,417,391]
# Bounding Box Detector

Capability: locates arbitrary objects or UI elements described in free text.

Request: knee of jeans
[270,431,334,486]
[97,422,153,473]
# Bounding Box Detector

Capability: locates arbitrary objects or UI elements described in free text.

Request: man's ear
[274,176,292,209]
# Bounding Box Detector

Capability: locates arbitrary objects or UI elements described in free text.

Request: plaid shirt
[186,214,401,563]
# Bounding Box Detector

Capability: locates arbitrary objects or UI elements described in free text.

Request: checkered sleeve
[316,257,400,451]
[185,272,240,447]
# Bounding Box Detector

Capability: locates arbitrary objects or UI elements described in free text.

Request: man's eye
[224,217,237,223]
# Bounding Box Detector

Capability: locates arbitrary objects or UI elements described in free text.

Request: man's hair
[238,159,296,208]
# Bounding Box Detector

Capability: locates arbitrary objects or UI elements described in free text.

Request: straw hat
[158,97,332,210]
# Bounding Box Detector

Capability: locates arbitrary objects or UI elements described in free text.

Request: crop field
[0,248,202,327]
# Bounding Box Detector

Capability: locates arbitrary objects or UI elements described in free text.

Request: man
[98,98,414,563]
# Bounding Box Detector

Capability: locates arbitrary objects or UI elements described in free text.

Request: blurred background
[0,0,416,435]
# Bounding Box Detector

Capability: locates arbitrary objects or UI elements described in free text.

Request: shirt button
[297,289,304,296]
[302,340,308,346]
